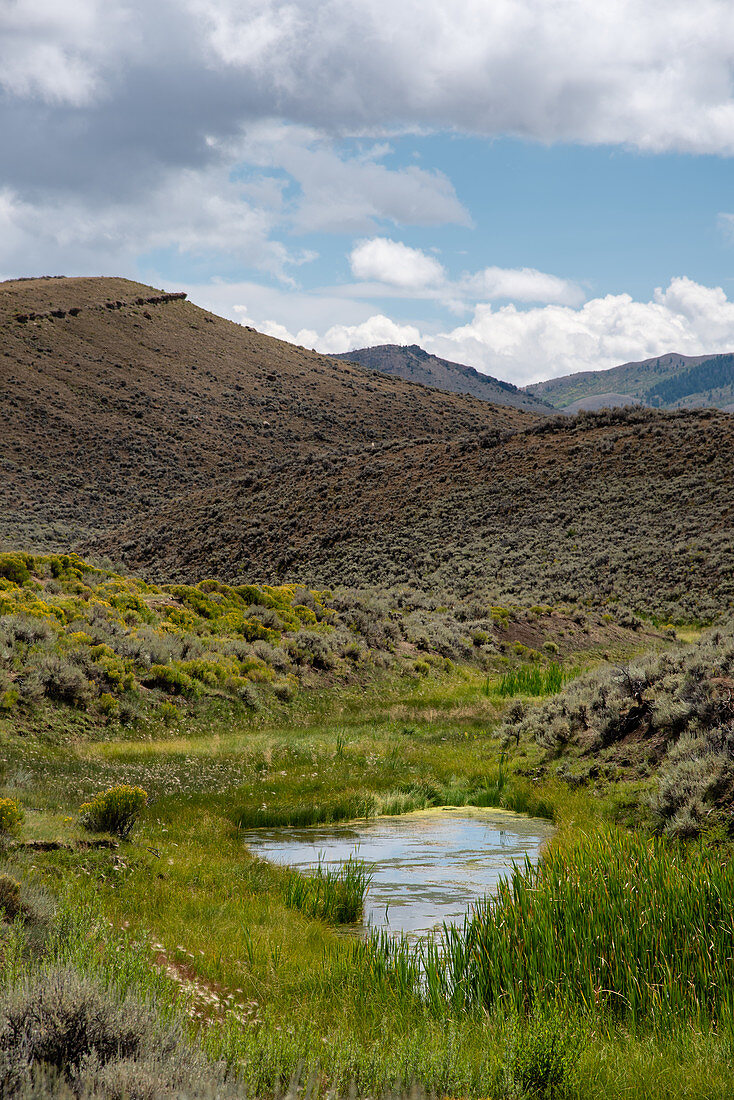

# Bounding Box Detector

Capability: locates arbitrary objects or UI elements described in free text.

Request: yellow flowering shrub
[79,785,147,838]
[0,798,23,837]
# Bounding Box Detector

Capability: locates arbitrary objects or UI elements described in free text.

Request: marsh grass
[284,856,372,924]
[365,827,734,1027]
[489,663,572,698]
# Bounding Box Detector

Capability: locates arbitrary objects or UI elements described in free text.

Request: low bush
[0,555,31,585]
[143,663,199,697]
[36,656,93,708]
[0,875,21,920]
[0,968,150,1074]
[79,786,147,839]
[0,799,23,837]
[508,1011,577,1099]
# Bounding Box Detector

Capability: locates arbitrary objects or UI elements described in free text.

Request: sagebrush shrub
[37,656,92,708]
[0,875,21,920]
[0,968,151,1076]
[79,786,147,839]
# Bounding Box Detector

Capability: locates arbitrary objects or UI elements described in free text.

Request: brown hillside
[92,406,734,622]
[0,276,529,548]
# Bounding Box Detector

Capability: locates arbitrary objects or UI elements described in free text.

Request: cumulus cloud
[426,277,734,383]
[349,238,445,288]
[4,2,734,204]
[192,0,734,154]
[208,277,734,385]
[343,238,583,306]
[5,0,734,325]
[0,168,294,280]
[0,0,120,106]
[252,313,423,353]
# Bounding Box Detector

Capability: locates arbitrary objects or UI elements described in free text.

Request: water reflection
[241,806,552,939]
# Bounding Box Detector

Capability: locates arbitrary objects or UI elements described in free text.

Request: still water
[241,806,552,939]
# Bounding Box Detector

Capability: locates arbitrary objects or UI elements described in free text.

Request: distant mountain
[334,344,553,414]
[526,351,734,411]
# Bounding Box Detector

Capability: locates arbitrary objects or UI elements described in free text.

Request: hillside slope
[334,344,552,413]
[526,351,734,410]
[0,276,529,549]
[92,407,734,621]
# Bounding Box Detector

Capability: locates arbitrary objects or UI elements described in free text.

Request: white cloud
[191,0,734,155]
[206,276,734,386]
[343,238,583,306]
[237,125,470,233]
[458,266,585,306]
[425,277,734,383]
[349,238,445,288]
[0,0,118,106]
[0,168,295,280]
[268,315,423,354]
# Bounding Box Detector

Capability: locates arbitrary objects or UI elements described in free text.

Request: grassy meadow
[2,552,734,1097]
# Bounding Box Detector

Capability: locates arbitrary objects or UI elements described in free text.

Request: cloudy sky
[5,0,734,384]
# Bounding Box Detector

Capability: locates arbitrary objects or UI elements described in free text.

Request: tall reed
[285,857,372,924]
[492,663,568,698]
[368,828,734,1026]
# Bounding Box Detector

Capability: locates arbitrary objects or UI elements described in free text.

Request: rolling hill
[526,351,734,410]
[0,276,531,550]
[5,276,734,622]
[334,344,552,413]
[92,405,734,622]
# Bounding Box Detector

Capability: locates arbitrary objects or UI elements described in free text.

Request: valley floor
[4,616,734,1099]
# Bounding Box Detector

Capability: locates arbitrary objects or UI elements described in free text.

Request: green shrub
[158,700,179,724]
[0,554,31,585]
[0,875,21,920]
[79,785,147,839]
[0,689,19,712]
[0,798,23,837]
[509,1012,577,1098]
[143,663,199,697]
[97,692,119,719]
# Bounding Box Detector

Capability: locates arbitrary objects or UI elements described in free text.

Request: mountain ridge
[334,344,552,413]
[526,350,734,410]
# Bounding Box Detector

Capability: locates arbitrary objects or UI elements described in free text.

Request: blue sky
[5,0,734,384]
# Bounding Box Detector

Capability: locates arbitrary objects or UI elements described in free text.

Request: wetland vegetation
[1,550,734,1097]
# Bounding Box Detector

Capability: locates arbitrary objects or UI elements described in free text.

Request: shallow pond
[241,806,552,939]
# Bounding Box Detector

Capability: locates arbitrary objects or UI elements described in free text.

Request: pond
[241,806,552,939]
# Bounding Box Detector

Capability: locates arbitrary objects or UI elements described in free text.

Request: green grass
[284,856,372,924]
[488,662,574,698]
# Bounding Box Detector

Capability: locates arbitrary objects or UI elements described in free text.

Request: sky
[5,1,734,385]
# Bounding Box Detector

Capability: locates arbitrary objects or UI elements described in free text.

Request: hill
[526,351,734,410]
[560,393,643,415]
[335,344,552,413]
[92,406,734,622]
[0,276,530,550]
